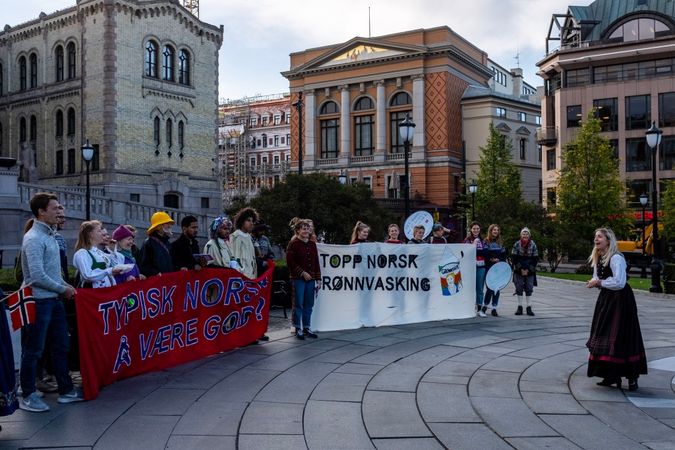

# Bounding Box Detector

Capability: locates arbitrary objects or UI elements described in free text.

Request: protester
[230,208,259,279]
[54,206,70,284]
[429,223,447,244]
[350,221,370,244]
[482,224,506,317]
[204,216,234,268]
[252,220,274,274]
[586,228,647,391]
[111,225,144,284]
[73,220,121,288]
[384,224,403,244]
[511,227,538,316]
[408,225,426,244]
[124,225,141,261]
[20,192,82,412]
[99,227,114,254]
[139,211,175,277]
[286,218,321,340]
[0,288,19,421]
[171,215,201,271]
[464,222,488,317]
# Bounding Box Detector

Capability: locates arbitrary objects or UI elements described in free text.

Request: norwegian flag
[7,286,35,331]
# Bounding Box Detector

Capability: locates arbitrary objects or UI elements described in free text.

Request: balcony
[536,126,558,146]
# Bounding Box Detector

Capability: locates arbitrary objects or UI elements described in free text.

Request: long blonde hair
[75,220,102,251]
[350,221,370,243]
[485,224,502,245]
[588,227,620,267]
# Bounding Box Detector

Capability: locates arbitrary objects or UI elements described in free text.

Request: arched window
[19,56,26,91]
[55,45,64,82]
[319,101,339,159]
[178,120,184,149]
[389,92,411,107]
[153,117,160,146]
[67,108,76,136]
[19,117,26,142]
[166,118,173,147]
[29,53,37,88]
[145,40,158,78]
[55,110,64,137]
[163,45,174,81]
[609,17,671,42]
[353,97,374,156]
[67,42,76,79]
[30,115,37,142]
[354,96,374,111]
[178,49,190,85]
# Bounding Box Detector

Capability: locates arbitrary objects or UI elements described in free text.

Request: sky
[4,0,591,101]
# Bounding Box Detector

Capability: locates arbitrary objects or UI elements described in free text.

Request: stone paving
[2,277,675,449]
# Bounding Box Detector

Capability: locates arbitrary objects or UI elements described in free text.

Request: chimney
[511,68,523,98]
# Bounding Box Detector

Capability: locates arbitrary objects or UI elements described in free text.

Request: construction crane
[182,0,199,18]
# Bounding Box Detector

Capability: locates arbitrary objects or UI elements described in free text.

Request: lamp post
[639,193,648,255]
[292,92,303,175]
[398,113,416,219]
[646,121,662,293]
[81,139,94,221]
[338,170,347,185]
[468,180,477,221]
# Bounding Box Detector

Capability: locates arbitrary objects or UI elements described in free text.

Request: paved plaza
[2,277,675,449]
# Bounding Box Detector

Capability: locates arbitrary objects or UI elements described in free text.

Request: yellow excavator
[618,222,662,266]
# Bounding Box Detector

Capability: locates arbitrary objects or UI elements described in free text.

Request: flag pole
[0,283,34,305]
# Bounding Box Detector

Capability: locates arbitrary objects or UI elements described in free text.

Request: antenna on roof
[514,52,520,68]
[368,6,371,37]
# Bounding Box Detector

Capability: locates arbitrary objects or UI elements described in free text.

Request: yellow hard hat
[147,211,175,234]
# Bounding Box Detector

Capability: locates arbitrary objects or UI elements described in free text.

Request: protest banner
[75,266,273,400]
[313,243,476,331]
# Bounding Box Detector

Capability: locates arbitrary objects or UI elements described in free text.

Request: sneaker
[303,328,318,339]
[290,326,296,335]
[478,310,487,318]
[57,387,84,404]
[259,335,270,341]
[491,309,499,317]
[19,392,50,412]
[295,330,305,340]
[481,305,488,314]
[515,306,523,315]
[526,306,535,316]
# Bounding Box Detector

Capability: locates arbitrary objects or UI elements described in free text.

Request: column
[375,80,386,153]
[340,85,350,158]
[412,75,425,149]
[305,90,316,168]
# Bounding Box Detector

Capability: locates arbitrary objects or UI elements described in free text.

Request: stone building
[0,0,223,214]
[538,0,675,208]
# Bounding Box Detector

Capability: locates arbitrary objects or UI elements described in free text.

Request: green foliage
[556,111,631,257]
[662,180,675,241]
[229,173,395,245]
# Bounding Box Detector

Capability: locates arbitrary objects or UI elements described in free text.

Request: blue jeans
[475,267,486,307]
[20,298,73,396]
[292,279,315,330]
[484,288,500,307]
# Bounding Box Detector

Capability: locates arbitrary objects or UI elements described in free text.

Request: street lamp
[338,170,347,185]
[468,180,477,221]
[292,92,303,175]
[646,121,662,293]
[398,113,416,219]
[81,139,95,221]
[639,193,648,256]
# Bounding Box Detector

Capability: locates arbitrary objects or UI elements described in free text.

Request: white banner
[313,243,476,331]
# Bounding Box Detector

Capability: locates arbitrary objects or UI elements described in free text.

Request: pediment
[320,44,409,67]
[495,122,512,132]
[515,126,531,135]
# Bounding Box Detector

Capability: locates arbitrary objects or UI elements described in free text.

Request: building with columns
[0,0,223,215]
[282,27,495,217]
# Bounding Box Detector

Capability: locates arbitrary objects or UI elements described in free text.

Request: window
[274,155,280,165]
[201,197,210,209]
[496,107,506,118]
[273,114,281,125]
[659,93,675,127]
[535,115,541,126]
[19,118,26,142]
[354,115,374,156]
[390,111,410,153]
[320,101,339,115]
[166,118,173,147]
[539,180,543,204]
[67,42,76,79]
[354,97,374,111]
[625,95,650,130]
[519,138,526,160]
[162,45,174,81]
[29,53,37,88]
[55,150,63,175]
[546,149,556,170]
[660,136,675,170]
[387,175,400,199]
[262,116,268,126]
[566,68,590,87]
[178,49,190,85]
[390,92,411,106]
[67,108,76,136]
[273,135,279,147]
[153,117,160,146]
[55,45,64,82]
[567,105,582,127]
[19,56,26,91]
[250,117,258,126]
[286,133,290,145]
[163,193,179,209]
[538,144,542,162]
[547,188,556,206]
[145,40,158,78]
[319,101,339,159]
[55,110,63,137]
[362,176,372,189]
[593,98,618,132]
[29,115,37,142]
[492,67,507,86]
[178,121,184,149]
[626,138,651,172]
[67,148,75,174]
[285,112,290,124]
[250,157,255,167]
[262,134,267,148]
[261,156,268,164]
[130,193,140,202]
[608,18,670,42]
[280,136,285,145]
[518,112,526,122]
[91,144,100,171]
[257,139,261,147]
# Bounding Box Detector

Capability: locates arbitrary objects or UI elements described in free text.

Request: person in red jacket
[286,218,321,340]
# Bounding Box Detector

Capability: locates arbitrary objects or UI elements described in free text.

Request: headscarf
[209,215,232,240]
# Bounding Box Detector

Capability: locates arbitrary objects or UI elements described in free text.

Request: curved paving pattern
[2,278,675,449]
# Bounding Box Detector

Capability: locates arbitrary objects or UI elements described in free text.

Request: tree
[556,111,631,257]
[662,180,675,241]
[228,173,394,246]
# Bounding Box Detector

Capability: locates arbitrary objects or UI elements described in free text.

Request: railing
[536,126,558,145]
[386,152,405,161]
[350,155,374,164]
[316,158,338,166]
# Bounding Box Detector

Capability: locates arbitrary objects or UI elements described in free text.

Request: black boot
[597,377,621,388]
[526,306,535,316]
[515,305,523,315]
[628,378,638,391]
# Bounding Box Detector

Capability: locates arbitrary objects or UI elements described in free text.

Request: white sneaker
[478,310,487,318]
[57,387,84,404]
[290,326,296,335]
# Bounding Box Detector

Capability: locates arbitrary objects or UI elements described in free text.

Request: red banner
[75,265,273,400]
